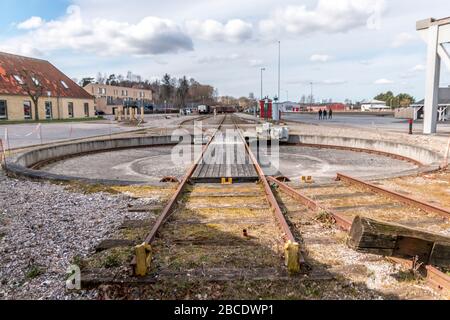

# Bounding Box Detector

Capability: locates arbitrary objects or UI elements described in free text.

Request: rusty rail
[231,116,305,273]
[143,115,226,244]
[132,115,227,276]
[232,117,296,243]
[266,176,353,230]
[269,176,450,296]
[335,173,450,295]
[336,173,450,219]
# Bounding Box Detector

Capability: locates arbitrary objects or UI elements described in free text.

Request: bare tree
[18,69,44,121]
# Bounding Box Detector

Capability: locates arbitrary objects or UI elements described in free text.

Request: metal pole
[259,68,266,119]
[278,41,281,104]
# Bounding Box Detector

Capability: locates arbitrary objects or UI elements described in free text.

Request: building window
[98,88,106,95]
[45,102,53,119]
[0,100,7,120]
[84,103,89,117]
[61,80,69,89]
[122,90,128,96]
[68,102,74,118]
[24,101,32,120]
[13,75,24,85]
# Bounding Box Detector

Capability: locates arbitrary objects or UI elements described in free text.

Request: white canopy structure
[417,17,450,134]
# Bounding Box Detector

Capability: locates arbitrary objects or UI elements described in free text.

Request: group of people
[318,109,333,120]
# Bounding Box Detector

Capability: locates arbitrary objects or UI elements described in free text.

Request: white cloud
[391,32,416,48]
[17,16,44,30]
[249,59,264,67]
[310,54,332,62]
[259,0,386,37]
[3,6,193,56]
[197,53,242,64]
[185,19,253,43]
[321,79,347,85]
[411,64,425,72]
[374,78,394,84]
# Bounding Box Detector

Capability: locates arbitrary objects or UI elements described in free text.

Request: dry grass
[152,244,283,271]
[186,196,263,207]
[84,247,134,269]
[111,185,175,199]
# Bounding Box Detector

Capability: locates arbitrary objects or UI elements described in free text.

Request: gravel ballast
[0,171,141,300]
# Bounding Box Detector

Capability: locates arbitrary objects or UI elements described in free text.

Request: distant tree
[300,95,306,104]
[177,76,190,107]
[80,77,94,87]
[17,69,44,121]
[161,73,174,104]
[96,72,106,84]
[375,91,415,108]
[397,93,415,107]
[106,74,118,86]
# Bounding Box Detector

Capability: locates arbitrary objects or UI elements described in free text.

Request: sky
[1,0,450,102]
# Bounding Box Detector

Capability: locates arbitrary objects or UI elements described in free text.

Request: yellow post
[284,240,300,274]
[134,243,152,277]
[221,178,233,185]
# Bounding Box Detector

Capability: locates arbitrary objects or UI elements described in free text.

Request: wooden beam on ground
[348,216,450,269]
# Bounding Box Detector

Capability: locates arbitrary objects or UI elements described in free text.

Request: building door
[23,101,32,120]
[84,103,89,117]
[68,102,74,118]
[45,101,53,119]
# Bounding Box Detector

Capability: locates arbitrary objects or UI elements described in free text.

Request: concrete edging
[4,133,443,185]
[286,135,443,180]
[5,135,183,185]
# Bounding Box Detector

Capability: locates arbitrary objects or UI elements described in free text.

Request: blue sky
[0,0,69,37]
[1,0,450,102]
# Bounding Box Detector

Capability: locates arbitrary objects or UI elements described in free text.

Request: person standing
[318,109,323,120]
[329,109,333,119]
[323,109,328,120]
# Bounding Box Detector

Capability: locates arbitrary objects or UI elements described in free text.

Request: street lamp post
[258,67,266,118]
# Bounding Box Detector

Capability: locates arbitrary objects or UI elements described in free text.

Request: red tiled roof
[0,51,93,99]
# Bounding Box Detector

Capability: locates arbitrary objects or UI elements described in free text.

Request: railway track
[82,113,449,299]
[133,114,303,280]
[268,174,450,295]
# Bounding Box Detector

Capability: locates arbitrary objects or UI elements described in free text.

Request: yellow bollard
[284,240,300,274]
[134,243,152,277]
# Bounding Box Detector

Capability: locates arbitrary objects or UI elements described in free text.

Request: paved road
[282,113,450,135]
[0,114,200,150]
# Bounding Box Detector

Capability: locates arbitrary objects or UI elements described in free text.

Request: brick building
[83,83,153,115]
[0,52,94,121]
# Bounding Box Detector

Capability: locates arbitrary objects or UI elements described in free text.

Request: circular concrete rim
[3,134,442,186]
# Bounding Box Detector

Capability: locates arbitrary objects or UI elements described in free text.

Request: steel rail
[142,115,227,244]
[336,173,450,219]
[334,173,450,295]
[268,176,450,295]
[293,143,423,166]
[266,176,353,230]
[231,116,297,243]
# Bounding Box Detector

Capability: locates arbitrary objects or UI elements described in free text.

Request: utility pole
[310,82,314,109]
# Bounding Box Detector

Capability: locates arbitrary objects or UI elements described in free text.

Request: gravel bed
[0,171,145,300]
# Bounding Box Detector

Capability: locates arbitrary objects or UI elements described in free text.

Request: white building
[360,99,388,111]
